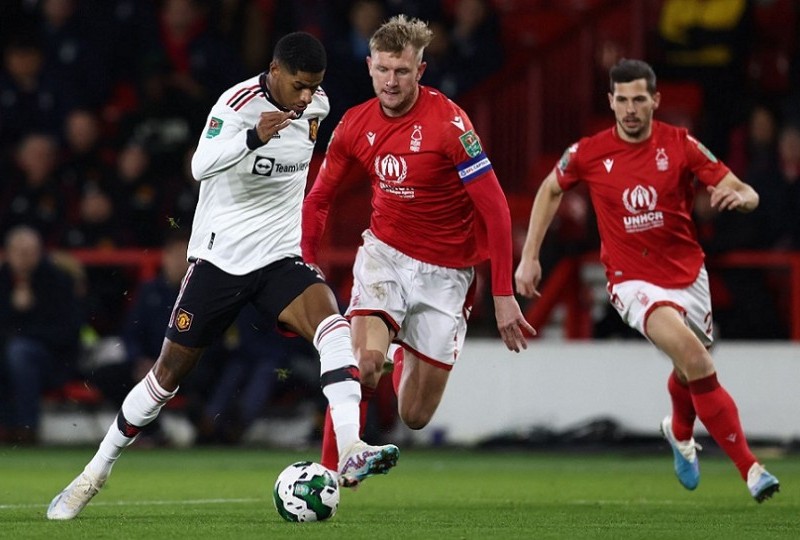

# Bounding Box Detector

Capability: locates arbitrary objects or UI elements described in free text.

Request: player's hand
[255,110,297,143]
[514,258,543,299]
[493,295,537,353]
[706,184,745,212]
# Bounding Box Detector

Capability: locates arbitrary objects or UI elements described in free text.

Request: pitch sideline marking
[0,498,261,510]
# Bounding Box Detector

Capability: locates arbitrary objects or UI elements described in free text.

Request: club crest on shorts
[175,308,194,332]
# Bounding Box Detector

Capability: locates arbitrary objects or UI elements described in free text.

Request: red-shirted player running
[515,58,779,503]
[302,15,535,483]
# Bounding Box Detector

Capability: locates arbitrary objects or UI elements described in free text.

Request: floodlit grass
[1,446,798,539]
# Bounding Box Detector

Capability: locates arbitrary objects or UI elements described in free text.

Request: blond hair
[369,14,433,62]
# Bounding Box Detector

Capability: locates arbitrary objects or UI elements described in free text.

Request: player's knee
[399,405,433,430]
[354,348,384,387]
[680,348,715,380]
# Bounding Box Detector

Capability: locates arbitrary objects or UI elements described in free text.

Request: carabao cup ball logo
[273,461,339,522]
[622,185,658,214]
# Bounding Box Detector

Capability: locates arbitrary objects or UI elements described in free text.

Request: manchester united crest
[308,117,319,142]
[175,308,194,332]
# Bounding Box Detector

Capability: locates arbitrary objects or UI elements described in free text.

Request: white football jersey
[188,74,329,275]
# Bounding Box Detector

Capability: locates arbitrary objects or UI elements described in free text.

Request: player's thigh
[402,264,473,366]
[646,306,714,379]
[346,230,410,328]
[165,259,251,348]
[252,258,337,342]
[609,270,713,347]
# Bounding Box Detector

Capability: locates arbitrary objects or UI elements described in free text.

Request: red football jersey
[303,86,514,294]
[556,120,730,288]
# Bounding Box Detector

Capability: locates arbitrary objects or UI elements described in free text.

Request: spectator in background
[384,0,444,23]
[162,146,201,233]
[725,102,780,179]
[0,226,81,444]
[415,0,503,100]
[0,34,63,156]
[655,0,754,157]
[37,0,112,111]
[60,186,126,249]
[59,136,132,340]
[0,133,68,246]
[155,0,245,120]
[59,109,115,221]
[754,122,800,250]
[271,0,339,44]
[322,0,386,145]
[59,109,128,249]
[117,0,244,177]
[417,18,452,88]
[435,0,504,99]
[207,0,275,76]
[113,143,166,247]
[89,0,160,101]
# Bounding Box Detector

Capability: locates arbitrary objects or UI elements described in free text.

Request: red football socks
[689,372,757,479]
[667,370,696,441]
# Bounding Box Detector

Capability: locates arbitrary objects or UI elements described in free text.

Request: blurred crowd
[1,0,799,445]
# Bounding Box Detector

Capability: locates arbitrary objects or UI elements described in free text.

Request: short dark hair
[273,32,327,74]
[609,59,657,95]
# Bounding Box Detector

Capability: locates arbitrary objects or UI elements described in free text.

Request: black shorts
[164,257,326,347]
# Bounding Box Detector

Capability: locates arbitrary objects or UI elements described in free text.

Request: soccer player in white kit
[301,16,535,474]
[515,58,779,502]
[46,32,398,521]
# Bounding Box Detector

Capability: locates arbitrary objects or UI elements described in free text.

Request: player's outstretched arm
[707,172,759,213]
[515,170,564,298]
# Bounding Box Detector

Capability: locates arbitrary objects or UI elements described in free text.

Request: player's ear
[608,92,614,111]
[269,60,280,78]
[652,91,661,110]
[416,61,427,81]
[366,56,372,71]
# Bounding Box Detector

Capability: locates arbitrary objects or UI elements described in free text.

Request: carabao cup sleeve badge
[205,117,223,138]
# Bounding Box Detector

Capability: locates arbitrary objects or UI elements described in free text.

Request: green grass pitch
[1,446,798,539]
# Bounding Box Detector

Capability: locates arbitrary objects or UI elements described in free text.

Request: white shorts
[607,266,714,347]
[346,230,475,370]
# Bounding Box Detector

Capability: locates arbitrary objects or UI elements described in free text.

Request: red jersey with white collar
[303,86,513,295]
[556,120,729,287]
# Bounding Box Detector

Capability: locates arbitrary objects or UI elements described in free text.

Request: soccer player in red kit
[302,15,535,482]
[515,58,779,502]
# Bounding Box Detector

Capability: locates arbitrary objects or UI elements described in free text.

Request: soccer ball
[273,461,339,522]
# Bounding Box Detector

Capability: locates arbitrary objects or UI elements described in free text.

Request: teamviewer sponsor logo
[253,157,309,176]
[253,156,275,176]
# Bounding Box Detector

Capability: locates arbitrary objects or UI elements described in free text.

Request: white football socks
[86,371,177,479]
[314,314,361,454]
